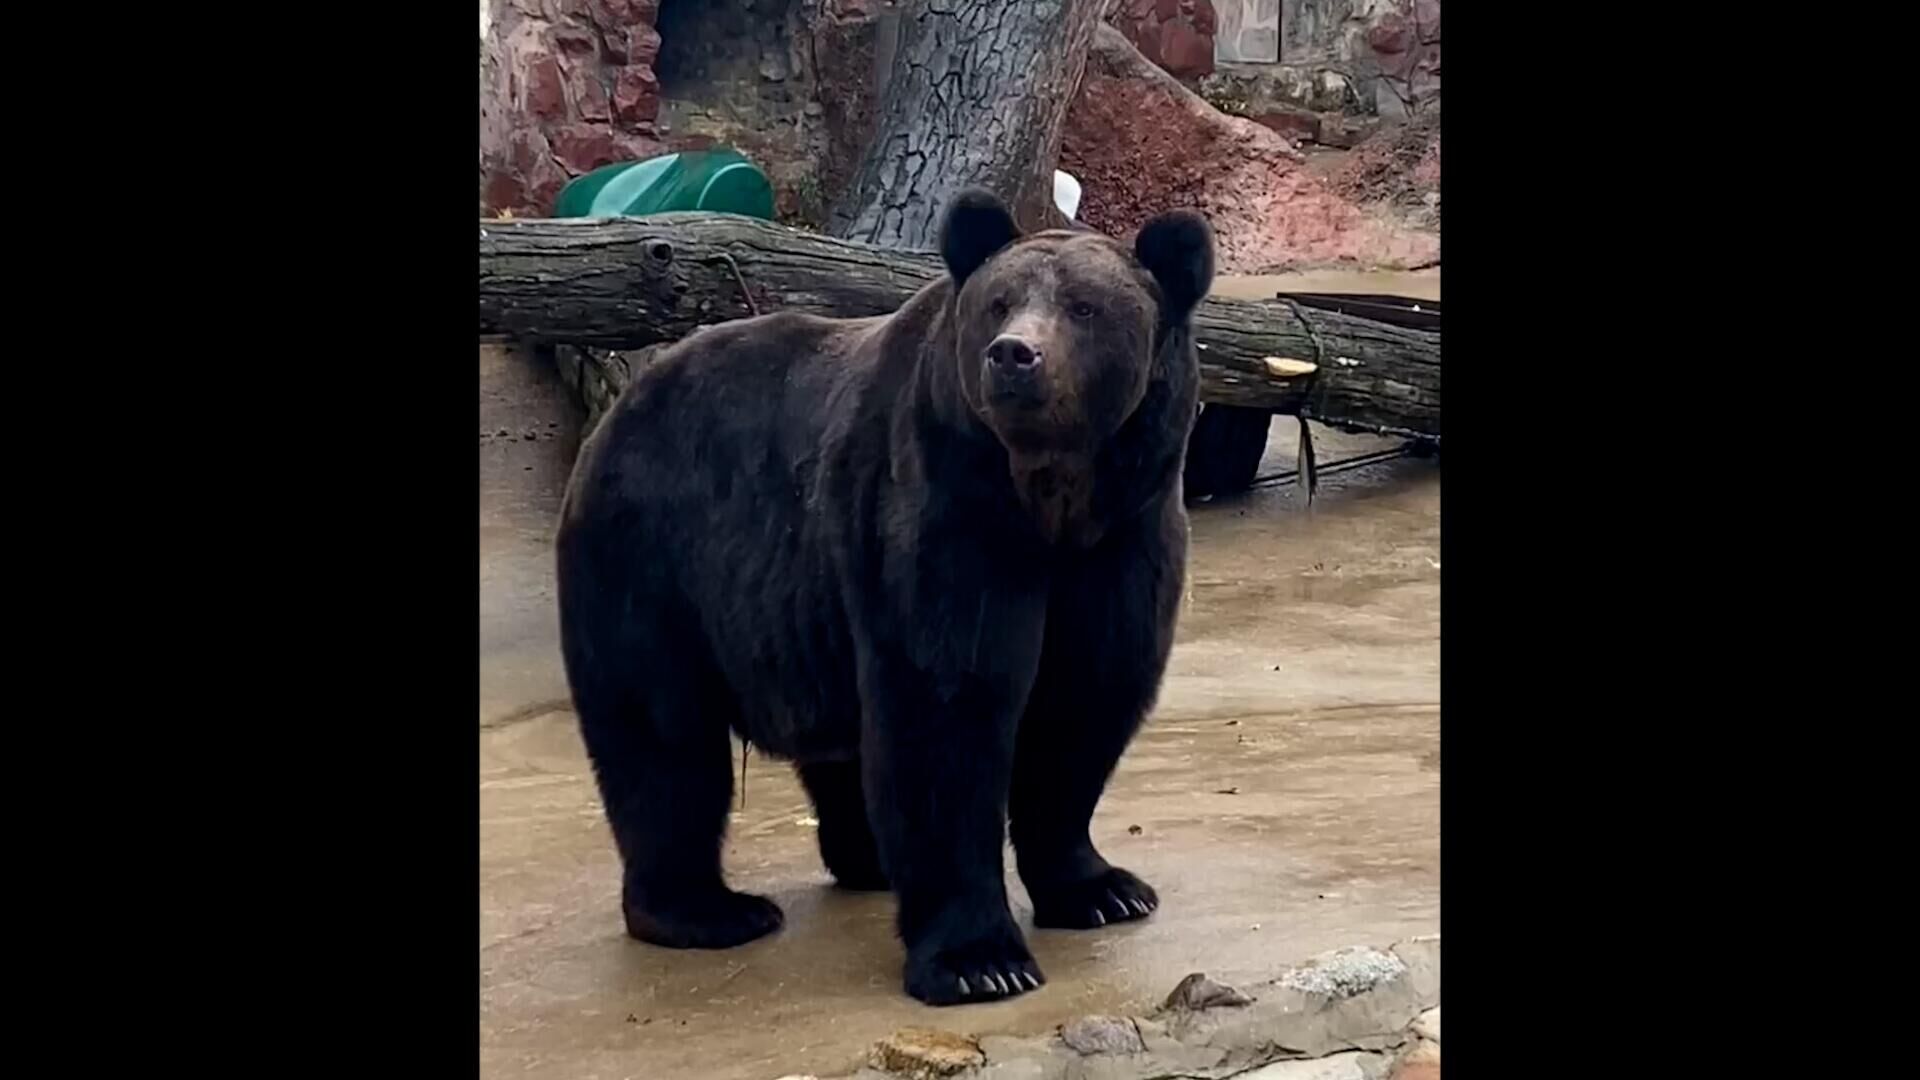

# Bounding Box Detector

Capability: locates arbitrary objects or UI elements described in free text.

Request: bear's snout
[983,333,1049,407]
[986,334,1041,371]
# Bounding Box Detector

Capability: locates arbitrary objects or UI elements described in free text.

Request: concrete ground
[479,280,1440,1080]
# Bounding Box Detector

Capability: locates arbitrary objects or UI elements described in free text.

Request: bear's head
[938,187,1213,541]
[940,188,1212,458]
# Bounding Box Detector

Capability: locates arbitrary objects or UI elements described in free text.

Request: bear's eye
[989,298,1010,319]
[1070,301,1097,321]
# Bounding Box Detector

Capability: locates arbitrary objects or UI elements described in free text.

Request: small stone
[869,1028,984,1078]
[1127,824,1143,835]
[1279,946,1408,999]
[1411,1006,1439,1043]
[804,100,824,117]
[759,51,790,81]
[1391,1038,1439,1080]
[1163,972,1254,1010]
[1060,1015,1144,1055]
[611,67,661,126]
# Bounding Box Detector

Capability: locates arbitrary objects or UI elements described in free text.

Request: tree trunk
[827,0,1106,248]
[478,214,1440,440]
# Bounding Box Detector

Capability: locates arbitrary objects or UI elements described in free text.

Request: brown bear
[556,187,1214,1005]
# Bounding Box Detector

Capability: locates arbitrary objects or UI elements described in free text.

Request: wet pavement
[478,282,1440,1080]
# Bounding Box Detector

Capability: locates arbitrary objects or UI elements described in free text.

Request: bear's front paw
[623,886,785,949]
[1030,866,1158,930]
[904,926,1046,1006]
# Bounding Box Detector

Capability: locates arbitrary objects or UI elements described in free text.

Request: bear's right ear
[1134,210,1215,321]
[939,188,1021,284]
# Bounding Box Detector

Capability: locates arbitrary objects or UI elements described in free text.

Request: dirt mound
[1325,109,1441,226]
[1062,26,1437,273]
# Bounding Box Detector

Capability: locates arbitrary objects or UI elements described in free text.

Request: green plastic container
[553,149,775,220]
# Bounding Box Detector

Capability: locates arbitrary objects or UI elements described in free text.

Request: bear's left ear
[1134,210,1215,321]
[939,188,1021,284]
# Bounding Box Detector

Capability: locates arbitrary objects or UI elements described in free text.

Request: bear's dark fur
[555,188,1214,1006]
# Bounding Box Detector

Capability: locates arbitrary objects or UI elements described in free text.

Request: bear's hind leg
[798,759,889,891]
[566,623,783,949]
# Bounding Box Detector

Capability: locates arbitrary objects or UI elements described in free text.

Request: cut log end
[1262,356,1319,379]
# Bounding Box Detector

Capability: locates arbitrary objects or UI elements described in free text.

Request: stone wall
[479,0,667,218]
[1108,0,1219,82]
[1204,0,1438,126]
[480,0,1436,266]
[480,0,893,224]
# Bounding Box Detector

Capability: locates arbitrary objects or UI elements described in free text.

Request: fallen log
[479,214,1438,440]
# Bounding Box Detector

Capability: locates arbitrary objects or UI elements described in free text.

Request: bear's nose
[986,335,1041,370]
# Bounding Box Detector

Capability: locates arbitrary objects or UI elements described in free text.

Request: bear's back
[562,308,894,758]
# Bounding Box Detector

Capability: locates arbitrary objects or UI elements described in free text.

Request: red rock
[508,128,552,175]
[549,123,623,175]
[1123,0,1157,19]
[1367,13,1412,55]
[1155,0,1181,19]
[611,66,660,125]
[571,68,610,121]
[524,54,568,120]
[483,170,526,215]
[589,0,656,30]
[1158,20,1214,79]
[551,25,599,57]
[1189,0,1217,36]
[626,24,661,67]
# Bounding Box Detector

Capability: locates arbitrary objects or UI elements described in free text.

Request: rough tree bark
[479,215,1439,439]
[827,0,1107,248]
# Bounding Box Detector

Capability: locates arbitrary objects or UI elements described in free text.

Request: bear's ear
[939,188,1021,284]
[1134,210,1215,321]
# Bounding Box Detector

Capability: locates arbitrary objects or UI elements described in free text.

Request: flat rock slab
[1060,1015,1146,1055]
[869,1028,985,1078]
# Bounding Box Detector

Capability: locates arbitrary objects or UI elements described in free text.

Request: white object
[1053,170,1083,221]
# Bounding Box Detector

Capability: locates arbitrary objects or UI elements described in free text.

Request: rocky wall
[1203,0,1439,133]
[480,0,895,224]
[1062,24,1437,273]
[481,0,1436,270]
[1108,0,1219,82]
[479,0,667,218]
